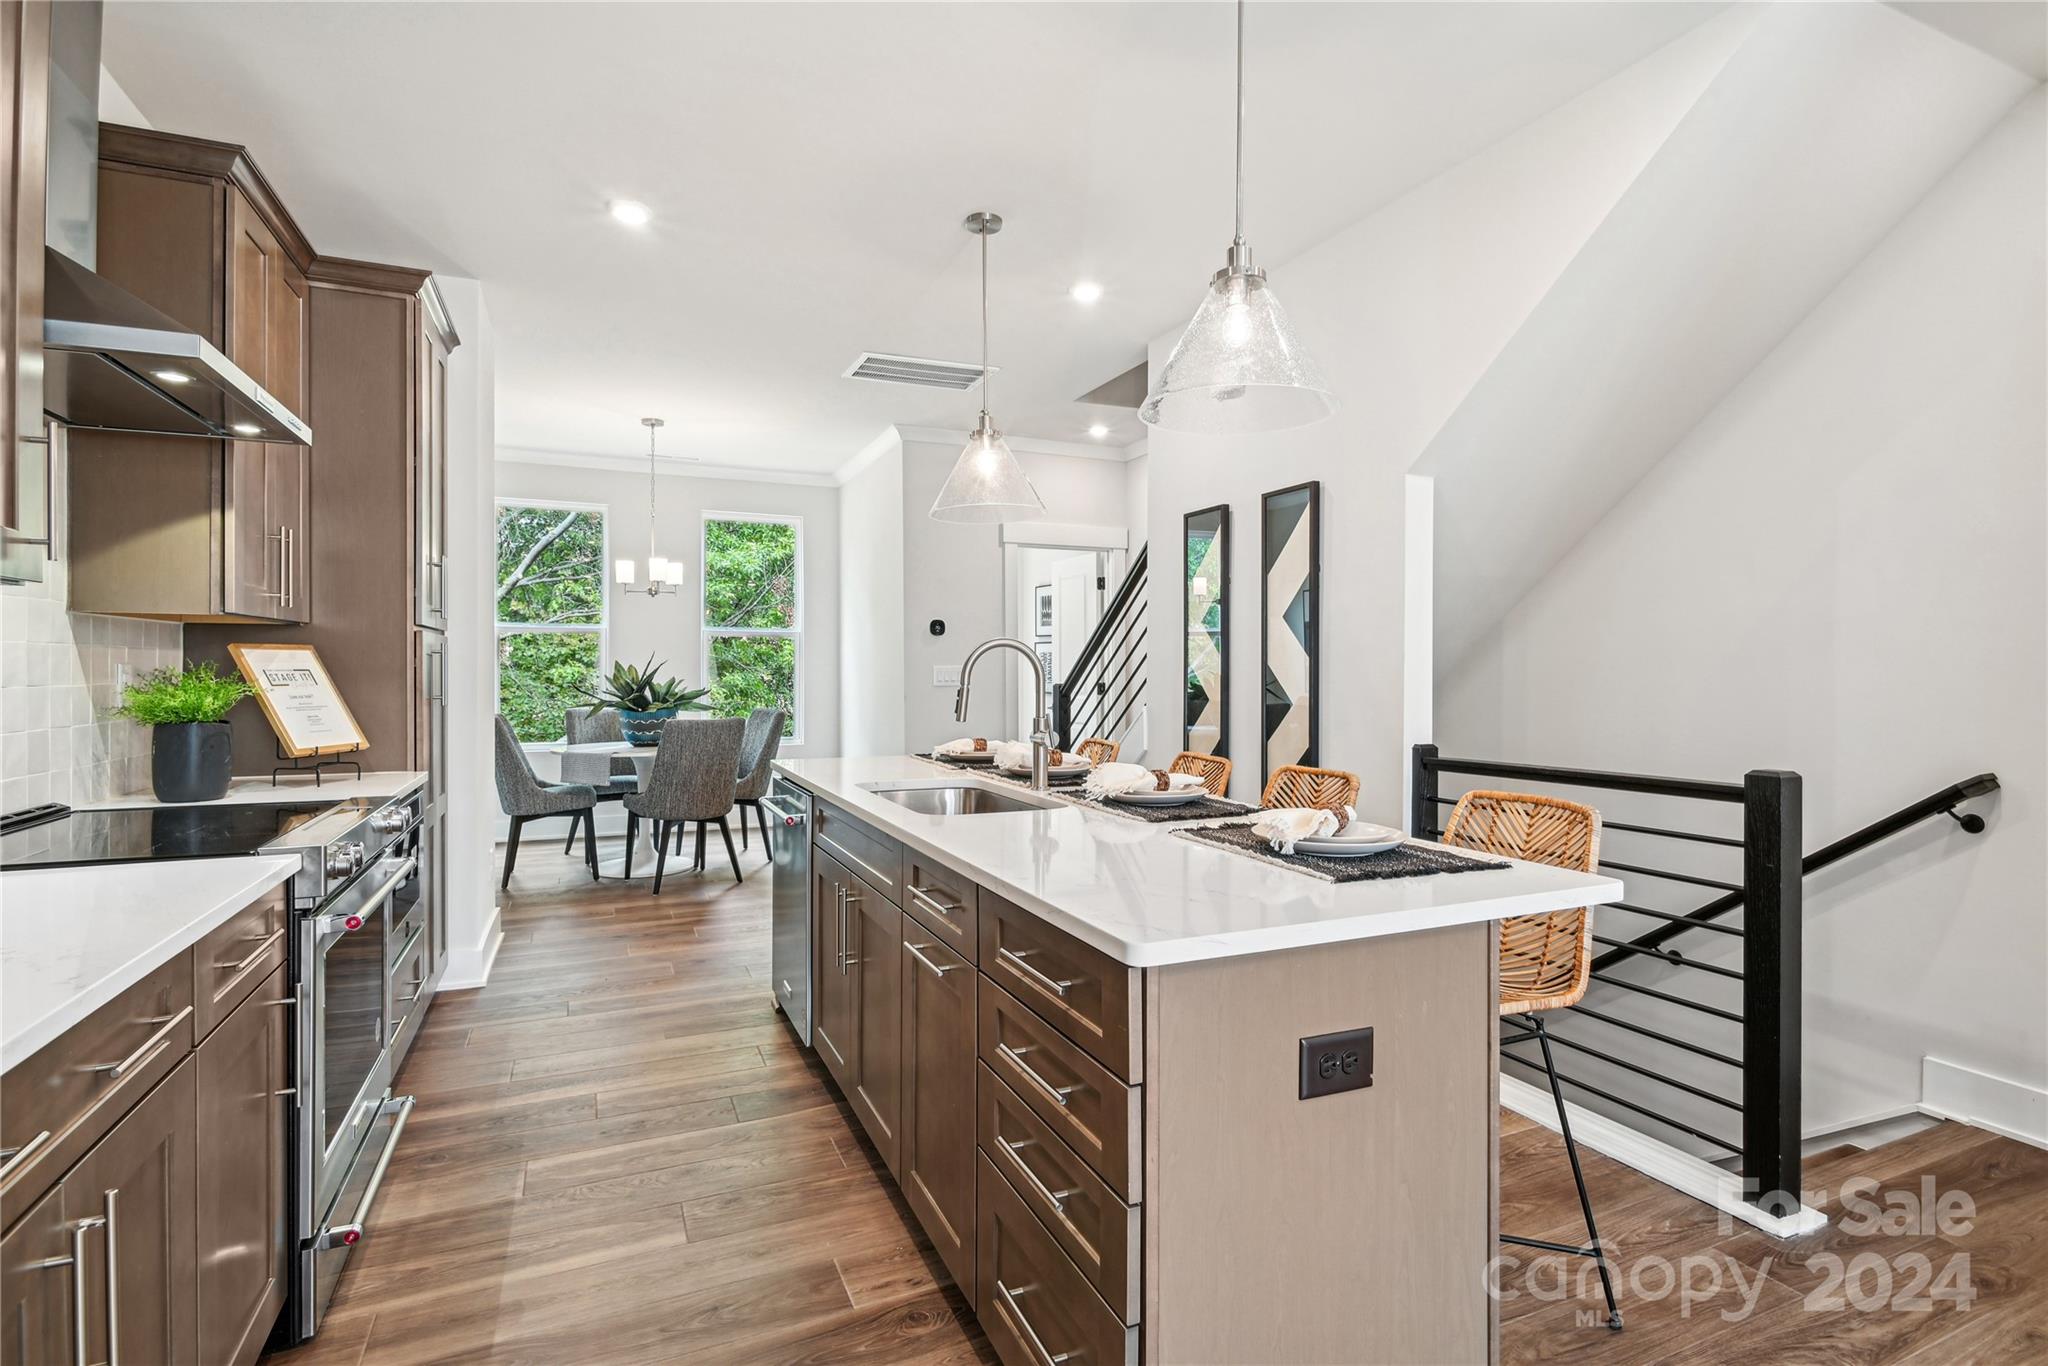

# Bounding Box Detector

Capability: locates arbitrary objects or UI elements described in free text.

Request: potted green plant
[580,654,712,747]
[114,662,255,803]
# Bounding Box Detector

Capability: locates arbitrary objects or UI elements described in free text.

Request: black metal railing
[1411,744,1999,1219]
[1053,545,1148,750]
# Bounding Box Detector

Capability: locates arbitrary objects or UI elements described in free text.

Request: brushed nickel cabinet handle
[998,946,1076,999]
[84,1006,192,1079]
[996,1133,1080,1214]
[993,1279,1073,1365]
[70,1214,106,1366]
[103,1189,120,1366]
[996,1042,1078,1108]
[214,927,284,973]
[908,885,960,919]
[0,1129,51,1181]
[903,940,959,978]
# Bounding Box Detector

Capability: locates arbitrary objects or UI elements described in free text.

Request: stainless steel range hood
[37,0,310,446]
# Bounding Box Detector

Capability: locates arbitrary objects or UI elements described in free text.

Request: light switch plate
[933,665,961,687]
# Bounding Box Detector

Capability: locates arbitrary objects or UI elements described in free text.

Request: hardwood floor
[263,839,2046,1364]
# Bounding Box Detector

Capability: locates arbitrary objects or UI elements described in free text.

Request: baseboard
[439,901,503,991]
[1920,1056,2048,1150]
[1500,1074,1829,1239]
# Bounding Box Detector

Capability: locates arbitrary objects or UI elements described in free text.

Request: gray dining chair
[495,715,598,888]
[624,716,747,892]
[562,705,638,855]
[732,708,787,852]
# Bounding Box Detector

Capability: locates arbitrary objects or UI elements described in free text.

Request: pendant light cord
[1233,0,1245,248]
[980,226,992,419]
[647,422,658,562]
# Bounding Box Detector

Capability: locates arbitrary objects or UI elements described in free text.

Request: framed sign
[1261,481,1320,788]
[228,643,369,757]
[1183,504,1229,757]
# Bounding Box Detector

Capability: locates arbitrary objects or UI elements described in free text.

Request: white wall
[1438,91,2048,1139]
[836,431,905,756]
[493,457,841,759]
[898,437,1129,755]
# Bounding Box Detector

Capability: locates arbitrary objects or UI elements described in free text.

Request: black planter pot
[152,722,233,803]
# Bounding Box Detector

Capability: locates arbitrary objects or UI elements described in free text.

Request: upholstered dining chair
[1167,750,1233,797]
[495,715,598,888]
[1440,789,1620,1332]
[562,705,639,854]
[1261,763,1360,811]
[625,717,747,893]
[1074,737,1119,767]
[731,708,787,852]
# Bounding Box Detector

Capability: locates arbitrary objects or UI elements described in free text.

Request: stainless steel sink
[858,782,1060,816]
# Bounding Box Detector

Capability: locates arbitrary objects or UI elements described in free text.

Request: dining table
[549,740,661,877]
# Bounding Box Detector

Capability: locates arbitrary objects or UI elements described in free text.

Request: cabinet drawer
[194,884,288,1039]
[977,1151,1137,1366]
[979,1063,1140,1324]
[980,892,1140,1083]
[979,982,1140,1201]
[814,801,903,905]
[1,952,195,1228]
[902,850,977,960]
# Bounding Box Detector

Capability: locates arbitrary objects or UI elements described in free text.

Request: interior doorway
[998,525,1129,751]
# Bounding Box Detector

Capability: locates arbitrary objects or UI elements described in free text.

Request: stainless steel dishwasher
[764,776,812,1045]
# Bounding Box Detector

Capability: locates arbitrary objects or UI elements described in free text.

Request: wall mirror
[1261,481,1320,787]
[1183,505,1230,757]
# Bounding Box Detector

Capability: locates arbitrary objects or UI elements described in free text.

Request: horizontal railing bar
[1561,1004,1743,1069]
[1506,1028,1745,1111]
[1591,936,1744,979]
[1070,631,1146,740]
[1423,755,1745,803]
[1428,797,1744,849]
[1587,972,1743,1023]
[1499,1046,1744,1153]
[1599,860,1742,893]
[1605,902,1744,936]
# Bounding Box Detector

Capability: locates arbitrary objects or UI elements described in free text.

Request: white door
[1050,551,1104,727]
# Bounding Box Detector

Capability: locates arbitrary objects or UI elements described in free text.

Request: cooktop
[0,801,340,871]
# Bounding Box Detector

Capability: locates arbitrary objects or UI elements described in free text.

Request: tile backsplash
[0,441,184,810]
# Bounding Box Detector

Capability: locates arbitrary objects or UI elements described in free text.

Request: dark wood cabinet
[0,0,51,586]
[900,929,977,1292]
[0,1185,72,1366]
[66,128,314,622]
[813,851,858,1092]
[65,1055,199,1366]
[415,304,449,630]
[194,967,287,1366]
[850,882,904,1177]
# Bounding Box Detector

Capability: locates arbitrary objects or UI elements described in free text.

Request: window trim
[700,509,803,743]
[495,498,610,745]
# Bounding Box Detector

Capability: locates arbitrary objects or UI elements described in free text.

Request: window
[701,513,801,740]
[496,502,607,743]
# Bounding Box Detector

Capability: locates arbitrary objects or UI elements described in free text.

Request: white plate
[1295,824,1405,858]
[937,749,997,763]
[1108,788,1208,807]
[1002,760,1092,779]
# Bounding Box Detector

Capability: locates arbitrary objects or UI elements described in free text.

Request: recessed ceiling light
[609,199,653,227]
[1088,423,1109,439]
[1069,281,1104,305]
[230,423,262,436]
[153,369,191,385]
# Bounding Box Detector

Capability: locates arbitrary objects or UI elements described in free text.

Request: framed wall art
[1260,481,1320,787]
[1183,504,1230,757]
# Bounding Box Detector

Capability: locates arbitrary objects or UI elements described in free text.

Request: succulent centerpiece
[580,655,712,746]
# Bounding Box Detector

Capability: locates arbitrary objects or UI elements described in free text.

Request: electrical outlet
[933,665,961,688]
[1298,1027,1373,1099]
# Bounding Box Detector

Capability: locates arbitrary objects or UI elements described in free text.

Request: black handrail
[1591,772,1999,971]
[1053,544,1147,747]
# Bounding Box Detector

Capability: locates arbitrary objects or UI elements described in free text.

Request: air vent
[843,352,997,391]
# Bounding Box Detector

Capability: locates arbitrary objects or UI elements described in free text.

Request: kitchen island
[771,756,1622,1366]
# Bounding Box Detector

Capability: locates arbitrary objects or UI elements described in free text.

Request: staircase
[1053,544,1147,756]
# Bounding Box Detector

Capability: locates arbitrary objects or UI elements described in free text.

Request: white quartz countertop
[75,770,428,810]
[772,756,1623,968]
[0,856,300,1073]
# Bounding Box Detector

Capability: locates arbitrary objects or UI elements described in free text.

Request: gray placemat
[1174,822,1510,882]
[1070,793,1257,824]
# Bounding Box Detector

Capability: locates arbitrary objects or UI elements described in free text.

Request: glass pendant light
[615,417,686,595]
[930,211,1046,523]
[1140,0,1334,434]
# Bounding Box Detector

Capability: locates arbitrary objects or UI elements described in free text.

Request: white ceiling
[104,1,1722,476]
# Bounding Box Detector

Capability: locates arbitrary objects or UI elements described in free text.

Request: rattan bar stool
[1260,763,1360,811]
[1167,751,1233,796]
[1442,789,1621,1332]
[1074,737,1119,767]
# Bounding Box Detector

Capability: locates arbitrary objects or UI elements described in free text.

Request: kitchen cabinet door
[900,928,977,1291]
[0,1184,74,1366]
[195,966,288,1366]
[850,881,904,1178]
[65,1056,198,1366]
[414,307,449,630]
[1,0,50,585]
[813,851,858,1093]
[267,444,309,622]
[223,445,281,618]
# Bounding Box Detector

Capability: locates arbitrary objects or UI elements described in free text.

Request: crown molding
[893,424,1139,463]
[495,445,839,488]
